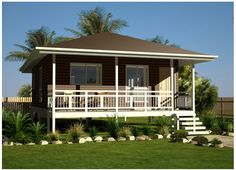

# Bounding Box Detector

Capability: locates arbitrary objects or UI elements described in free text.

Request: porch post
[52,54,56,133]
[192,64,196,132]
[115,57,119,115]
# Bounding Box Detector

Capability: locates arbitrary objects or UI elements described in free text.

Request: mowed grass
[3,140,233,169]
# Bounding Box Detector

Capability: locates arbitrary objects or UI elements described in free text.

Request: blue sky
[2,2,233,97]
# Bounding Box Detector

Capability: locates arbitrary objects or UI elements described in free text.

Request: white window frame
[70,63,102,85]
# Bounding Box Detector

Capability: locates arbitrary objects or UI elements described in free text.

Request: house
[20,32,218,135]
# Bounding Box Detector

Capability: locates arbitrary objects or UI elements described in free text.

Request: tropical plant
[89,126,97,137]
[66,7,128,37]
[4,112,31,143]
[147,35,180,48]
[119,127,132,138]
[2,110,11,130]
[28,122,46,143]
[17,84,32,97]
[67,123,84,143]
[201,111,218,129]
[106,115,120,139]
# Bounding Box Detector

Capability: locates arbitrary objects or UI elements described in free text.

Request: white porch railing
[48,90,172,112]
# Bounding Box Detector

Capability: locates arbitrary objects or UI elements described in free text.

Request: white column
[192,65,196,132]
[115,57,119,114]
[170,60,174,111]
[52,54,56,133]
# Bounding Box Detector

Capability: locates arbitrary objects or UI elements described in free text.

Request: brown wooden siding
[32,54,178,108]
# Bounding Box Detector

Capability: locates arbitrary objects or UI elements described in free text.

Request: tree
[6,26,68,62]
[149,35,218,114]
[17,84,32,97]
[66,7,128,37]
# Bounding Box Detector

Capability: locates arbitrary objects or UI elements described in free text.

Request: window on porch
[70,63,102,85]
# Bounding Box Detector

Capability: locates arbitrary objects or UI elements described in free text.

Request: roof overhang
[20,46,218,73]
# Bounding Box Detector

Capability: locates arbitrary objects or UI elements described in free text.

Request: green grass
[3,140,233,169]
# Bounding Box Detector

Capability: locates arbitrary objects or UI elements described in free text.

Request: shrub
[192,136,208,146]
[28,122,46,143]
[119,127,132,138]
[4,112,31,143]
[156,116,171,128]
[210,138,222,147]
[132,126,142,137]
[227,122,233,133]
[158,126,170,138]
[89,126,97,137]
[67,123,84,143]
[211,121,223,135]
[170,130,188,142]
[201,111,217,129]
[143,125,152,136]
[47,131,60,142]
[107,116,120,139]
[218,119,233,133]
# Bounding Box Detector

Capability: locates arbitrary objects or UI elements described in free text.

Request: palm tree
[147,35,180,48]
[6,26,59,62]
[66,7,128,37]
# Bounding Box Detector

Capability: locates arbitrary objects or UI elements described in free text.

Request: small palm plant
[28,122,46,143]
[89,126,98,137]
[107,116,120,139]
[67,123,84,143]
[4,112,31,143]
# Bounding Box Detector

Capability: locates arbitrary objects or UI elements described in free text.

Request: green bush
[192,136,208,146]
[156,116,171,128]
[218,119,233,133]
[170,130,188,142]
[210,138,222,147]
[89,126,97,137]
[4,112,31,143]
[158,126,170,138]
[201,111,222,134]
[67,123,84,143]
[28,122,46,143]
[143,125,153,136]
[119,127,132,138]
[106,116,120,139]
[132,126,142,137]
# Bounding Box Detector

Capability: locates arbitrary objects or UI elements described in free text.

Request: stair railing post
[192,65,196,132]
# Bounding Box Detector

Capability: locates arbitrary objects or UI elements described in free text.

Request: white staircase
[178,114,209,135]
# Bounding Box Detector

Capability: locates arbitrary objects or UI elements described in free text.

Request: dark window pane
[87,66,97,84]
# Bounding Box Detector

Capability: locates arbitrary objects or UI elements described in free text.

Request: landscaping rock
[191,140,198,145]
[85,137,93,142]
[67,141,73,144]
[2,135,9,143]
[182,138,189,144]
[154,134,163,139]
[128,136,135,141]
[107,137,116,142]
[228,132,234,137]
[215,143,224,148]
[79,138,86,144]
[117,137,126,142]
[52,140,63,145]
[40,140,48,145]
[3,141,10,146]
[222,131,227,136]
[187,138,192,143]
[26,142,35,145]
[166,134,171,139]
[136,136,146,141]
[14,142,23,146]
[9,142,14,146]
[93,136,103,142]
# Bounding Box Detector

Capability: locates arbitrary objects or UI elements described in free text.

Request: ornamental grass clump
[89,126,97,137]
[119,127,132,138]
[47,131,60,142]
[158,126,170,138]
[132,126,142,137]
[107,116,120,139]
[67,123,84,143]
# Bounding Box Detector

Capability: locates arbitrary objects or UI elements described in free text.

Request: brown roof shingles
[50,32,206,55]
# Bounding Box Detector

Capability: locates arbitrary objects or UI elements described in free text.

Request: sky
[2,2,233,97]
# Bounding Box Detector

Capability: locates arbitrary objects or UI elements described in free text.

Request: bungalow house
[20,32,217,135]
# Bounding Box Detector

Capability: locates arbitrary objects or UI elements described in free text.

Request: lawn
[3,140,233,169]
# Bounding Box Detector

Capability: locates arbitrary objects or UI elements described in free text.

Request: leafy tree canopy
[17,84,32,97]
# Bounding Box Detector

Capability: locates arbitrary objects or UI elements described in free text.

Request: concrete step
[179,117,199,121]
[181,121,202,125]
[188,131,210,135]
[184,126,206,130]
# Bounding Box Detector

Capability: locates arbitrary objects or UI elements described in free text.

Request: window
[70,63,102,85]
